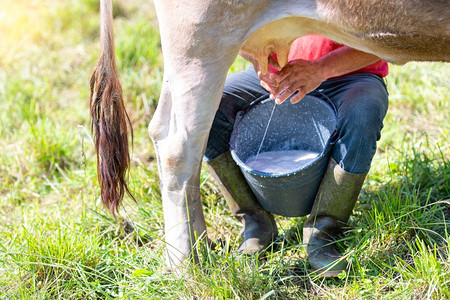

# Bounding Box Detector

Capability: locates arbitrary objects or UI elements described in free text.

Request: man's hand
[258,59,325,104]
[255,46,381,104]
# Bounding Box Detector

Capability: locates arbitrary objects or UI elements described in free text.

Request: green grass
[0,0,449,298]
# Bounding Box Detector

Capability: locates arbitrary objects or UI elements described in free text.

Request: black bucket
[230,95,337,217]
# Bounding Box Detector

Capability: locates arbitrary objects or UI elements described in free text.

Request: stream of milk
[245,150,320,174]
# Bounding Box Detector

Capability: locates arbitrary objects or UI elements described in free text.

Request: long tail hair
[89,0,134,215]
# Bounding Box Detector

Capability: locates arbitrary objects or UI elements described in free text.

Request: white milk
[245,150,320,174]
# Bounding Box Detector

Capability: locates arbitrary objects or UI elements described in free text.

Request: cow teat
[255,44,290,75]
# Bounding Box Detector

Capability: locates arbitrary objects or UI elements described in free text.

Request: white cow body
[91,0,450,271]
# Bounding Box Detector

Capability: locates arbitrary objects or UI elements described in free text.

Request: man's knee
[338,78,388,138]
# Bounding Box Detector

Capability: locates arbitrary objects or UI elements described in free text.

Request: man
[204,34,389,277]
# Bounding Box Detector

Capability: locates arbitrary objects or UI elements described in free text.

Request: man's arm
[260,46,381,104]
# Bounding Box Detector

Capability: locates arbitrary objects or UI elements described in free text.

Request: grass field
[0,0,449,299]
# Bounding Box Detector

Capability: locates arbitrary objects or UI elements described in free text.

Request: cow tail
[89,0,134,215]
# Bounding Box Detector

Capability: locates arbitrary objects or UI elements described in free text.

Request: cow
[90,0,450,271]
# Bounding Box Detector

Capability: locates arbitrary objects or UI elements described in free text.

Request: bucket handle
[233,94,271,126]
[233,94,273,132]
[249,94,272,108]
[310,90,340,145]
[312,90,338,115]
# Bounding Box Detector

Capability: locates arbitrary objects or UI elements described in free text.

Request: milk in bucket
[246,150,320,174]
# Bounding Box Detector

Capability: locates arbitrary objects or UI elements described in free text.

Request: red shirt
[274,34,389,78]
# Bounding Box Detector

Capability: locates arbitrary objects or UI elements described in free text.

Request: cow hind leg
[149,60,236,271]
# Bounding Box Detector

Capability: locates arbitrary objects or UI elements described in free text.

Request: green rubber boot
[303,158,367,277]
[207,151,277,254]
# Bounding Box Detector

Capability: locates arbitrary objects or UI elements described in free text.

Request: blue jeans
[204,67,389,174]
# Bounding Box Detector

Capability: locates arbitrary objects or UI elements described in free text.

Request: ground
[0,0,448,298]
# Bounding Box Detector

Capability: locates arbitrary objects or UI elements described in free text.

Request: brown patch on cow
[317,0,450,62]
